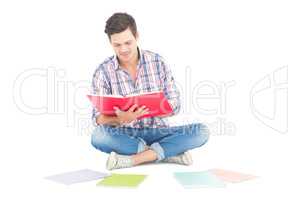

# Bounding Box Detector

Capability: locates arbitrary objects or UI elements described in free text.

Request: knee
[194,124,210,147]
[91,126,112,153]
[90,127,103,148]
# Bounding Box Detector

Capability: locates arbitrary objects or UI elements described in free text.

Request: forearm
[96,114,121,126]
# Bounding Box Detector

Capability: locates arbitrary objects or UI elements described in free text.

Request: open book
[87,91,173,119]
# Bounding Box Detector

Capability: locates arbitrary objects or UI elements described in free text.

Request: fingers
[140,108,149,116]
[136,105,146,112]
[114,105,149,124]
[135,105,149,117]
[113,106,122,116]
[129,104,138,112]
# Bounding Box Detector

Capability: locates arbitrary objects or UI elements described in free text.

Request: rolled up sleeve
[160,58,181,115]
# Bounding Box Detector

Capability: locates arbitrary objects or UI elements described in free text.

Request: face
[110,27,139,64]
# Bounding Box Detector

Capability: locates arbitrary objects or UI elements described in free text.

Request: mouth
[120,52,130,57]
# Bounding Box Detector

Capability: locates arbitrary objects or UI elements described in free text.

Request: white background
[0,0,299,199]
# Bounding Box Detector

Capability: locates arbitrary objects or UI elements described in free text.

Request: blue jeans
[91,123,209,161]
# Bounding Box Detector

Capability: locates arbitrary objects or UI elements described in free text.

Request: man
[91,13,209,170]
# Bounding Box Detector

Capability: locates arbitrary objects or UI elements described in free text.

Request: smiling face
[110,27,139,65]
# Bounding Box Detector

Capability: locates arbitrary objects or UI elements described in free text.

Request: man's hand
[114,104,149,125]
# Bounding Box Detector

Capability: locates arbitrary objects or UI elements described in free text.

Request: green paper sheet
[97,173,147,187]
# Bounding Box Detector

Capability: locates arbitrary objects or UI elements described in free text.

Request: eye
[125,41,132,45]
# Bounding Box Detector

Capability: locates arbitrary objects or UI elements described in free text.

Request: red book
[87,91,173,119]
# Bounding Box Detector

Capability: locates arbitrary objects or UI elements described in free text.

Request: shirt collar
[113,47,143,70]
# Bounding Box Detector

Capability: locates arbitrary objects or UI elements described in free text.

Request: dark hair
[105,13,137,39]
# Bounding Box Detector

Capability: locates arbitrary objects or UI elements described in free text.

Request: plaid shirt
[91,48,181,128]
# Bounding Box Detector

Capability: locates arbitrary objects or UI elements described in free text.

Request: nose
[120,45,129,53]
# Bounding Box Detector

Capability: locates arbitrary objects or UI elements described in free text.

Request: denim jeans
[91,123,209,161]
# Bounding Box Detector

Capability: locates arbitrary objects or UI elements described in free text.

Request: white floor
[2,113,299,200]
